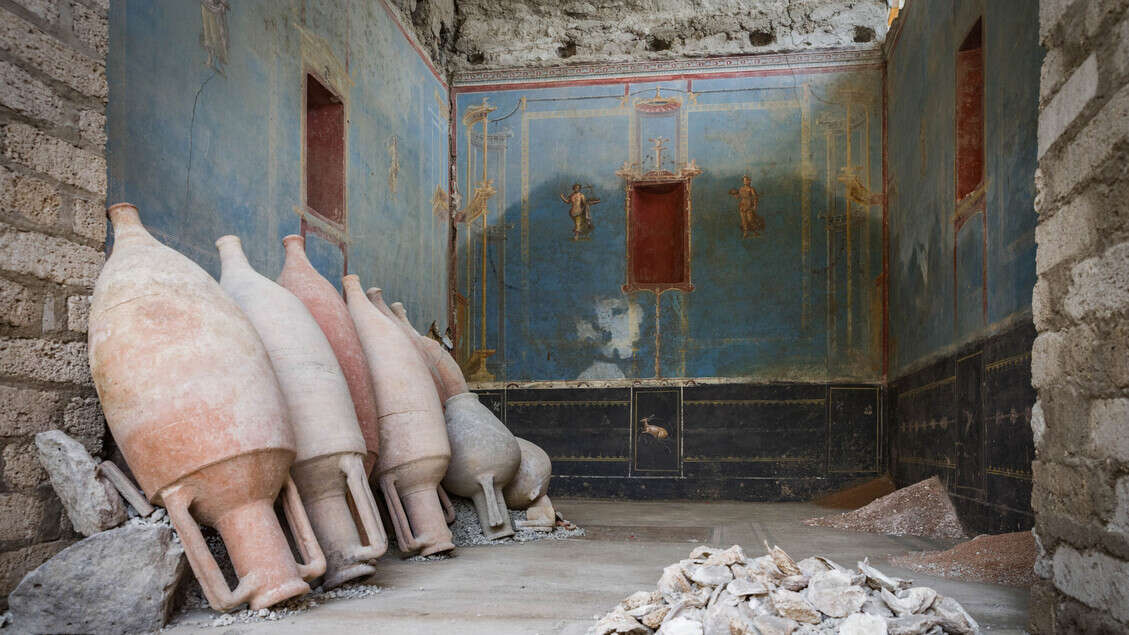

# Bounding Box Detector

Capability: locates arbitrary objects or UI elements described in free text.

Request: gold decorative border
[452,47,884,86]
[896,376,956,401]
[898,456,956,469]
[986,352,1031,373]
[551,456,628,462]
[684,399,825,406]
[506,400,630,407]
[986,467,1032,480]
[683,456,816,463]
[470,377,882,390]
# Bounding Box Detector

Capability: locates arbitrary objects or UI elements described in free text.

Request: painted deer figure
[639,415,669,440]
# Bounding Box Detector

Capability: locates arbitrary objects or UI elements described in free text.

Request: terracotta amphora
[365,289,448,400]
[343,275,454,556]
[381,298,467,402]
[276,235,381,474]
[383,300,520,540]
[89,204,325,611]
[216,236,388,588]
[503,438,557,531]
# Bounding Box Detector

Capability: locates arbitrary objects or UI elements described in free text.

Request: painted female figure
[560,183,599,240]
[729,175,763,238]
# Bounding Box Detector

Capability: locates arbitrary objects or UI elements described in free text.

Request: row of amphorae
[88,204,556,611]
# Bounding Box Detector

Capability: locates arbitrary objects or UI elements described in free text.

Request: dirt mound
[889,531,1036,587]
[813,475,897,509]
[803,476,965,539]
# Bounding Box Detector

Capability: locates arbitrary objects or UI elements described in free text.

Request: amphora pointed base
[291,452,387,588]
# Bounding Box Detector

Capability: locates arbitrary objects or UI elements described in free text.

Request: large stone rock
[840,613,888,634]
[881,587,937,617]
[929,596,979,634]
[658,615,704,635]
[884,614,941,635]
[35,429,126,536]
[751,614,799,635]
[770,589,821,624]
[659,562,694,600]
[703,545,746,567]
[806,569,866,617]
[590,607,649,635]
[726,577,769,597]
[9,523,186,634]
[689,564,733,587]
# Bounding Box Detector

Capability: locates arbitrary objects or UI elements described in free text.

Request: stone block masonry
[1031,0,1129,631]
[0,0,107,608]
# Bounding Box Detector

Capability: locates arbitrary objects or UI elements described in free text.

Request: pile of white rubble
[588,543,980,635]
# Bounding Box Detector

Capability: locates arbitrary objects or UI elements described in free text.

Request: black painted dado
[888,321,1036,534]
[477,382,882,501]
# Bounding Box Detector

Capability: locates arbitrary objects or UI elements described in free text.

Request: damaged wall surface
[451,52,886,502]
[1029,0,1129,631]
[107,0,451,332]
[454,55,885,384]
[884,0,1041,534]
[0,0,109,606]
[391,0,889,71]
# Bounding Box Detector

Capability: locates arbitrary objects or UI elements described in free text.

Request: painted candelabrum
[89,205,325,611]
[616,88,703,378]
[216,236,387,589]
[458,97,500,383]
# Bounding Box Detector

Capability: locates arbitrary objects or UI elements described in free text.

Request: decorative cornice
[452,46,883,87]
[468,376,880,390]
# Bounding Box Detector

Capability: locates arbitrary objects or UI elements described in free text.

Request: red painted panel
[306,75,345,225]
[630,181,687,285]
[955,46,983,202]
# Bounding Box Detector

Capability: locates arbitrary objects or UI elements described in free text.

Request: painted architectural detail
[387,135,400,195]
[457,56,884,383]
[431,185,449,219]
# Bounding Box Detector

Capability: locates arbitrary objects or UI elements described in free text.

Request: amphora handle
[379,475,422,553]
[163,486,255,612]
[278,476,327,581]
[341,454,388,560]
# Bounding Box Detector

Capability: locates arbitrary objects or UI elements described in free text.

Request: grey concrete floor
[166,499,1029,634]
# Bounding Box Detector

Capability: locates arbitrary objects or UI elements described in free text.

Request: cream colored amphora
[88,205,325,611]
[216,236,387,588]
[276,235,382,475]
[343,276,454,555]
[380,297,521,540]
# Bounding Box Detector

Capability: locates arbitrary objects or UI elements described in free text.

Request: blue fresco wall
[455,62,885,384]
[886,0,1040,375]
[107,0,450,331]
[885,0,1041,533]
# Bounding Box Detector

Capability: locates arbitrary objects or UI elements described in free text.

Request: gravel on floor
[803,476,966,540]
[889,530,1037,587]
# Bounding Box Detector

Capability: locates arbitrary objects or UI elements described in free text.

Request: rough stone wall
[389,0,888,72]
[0,0,108,607]
[388,0,457,68]
[1029,0,1129,631]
